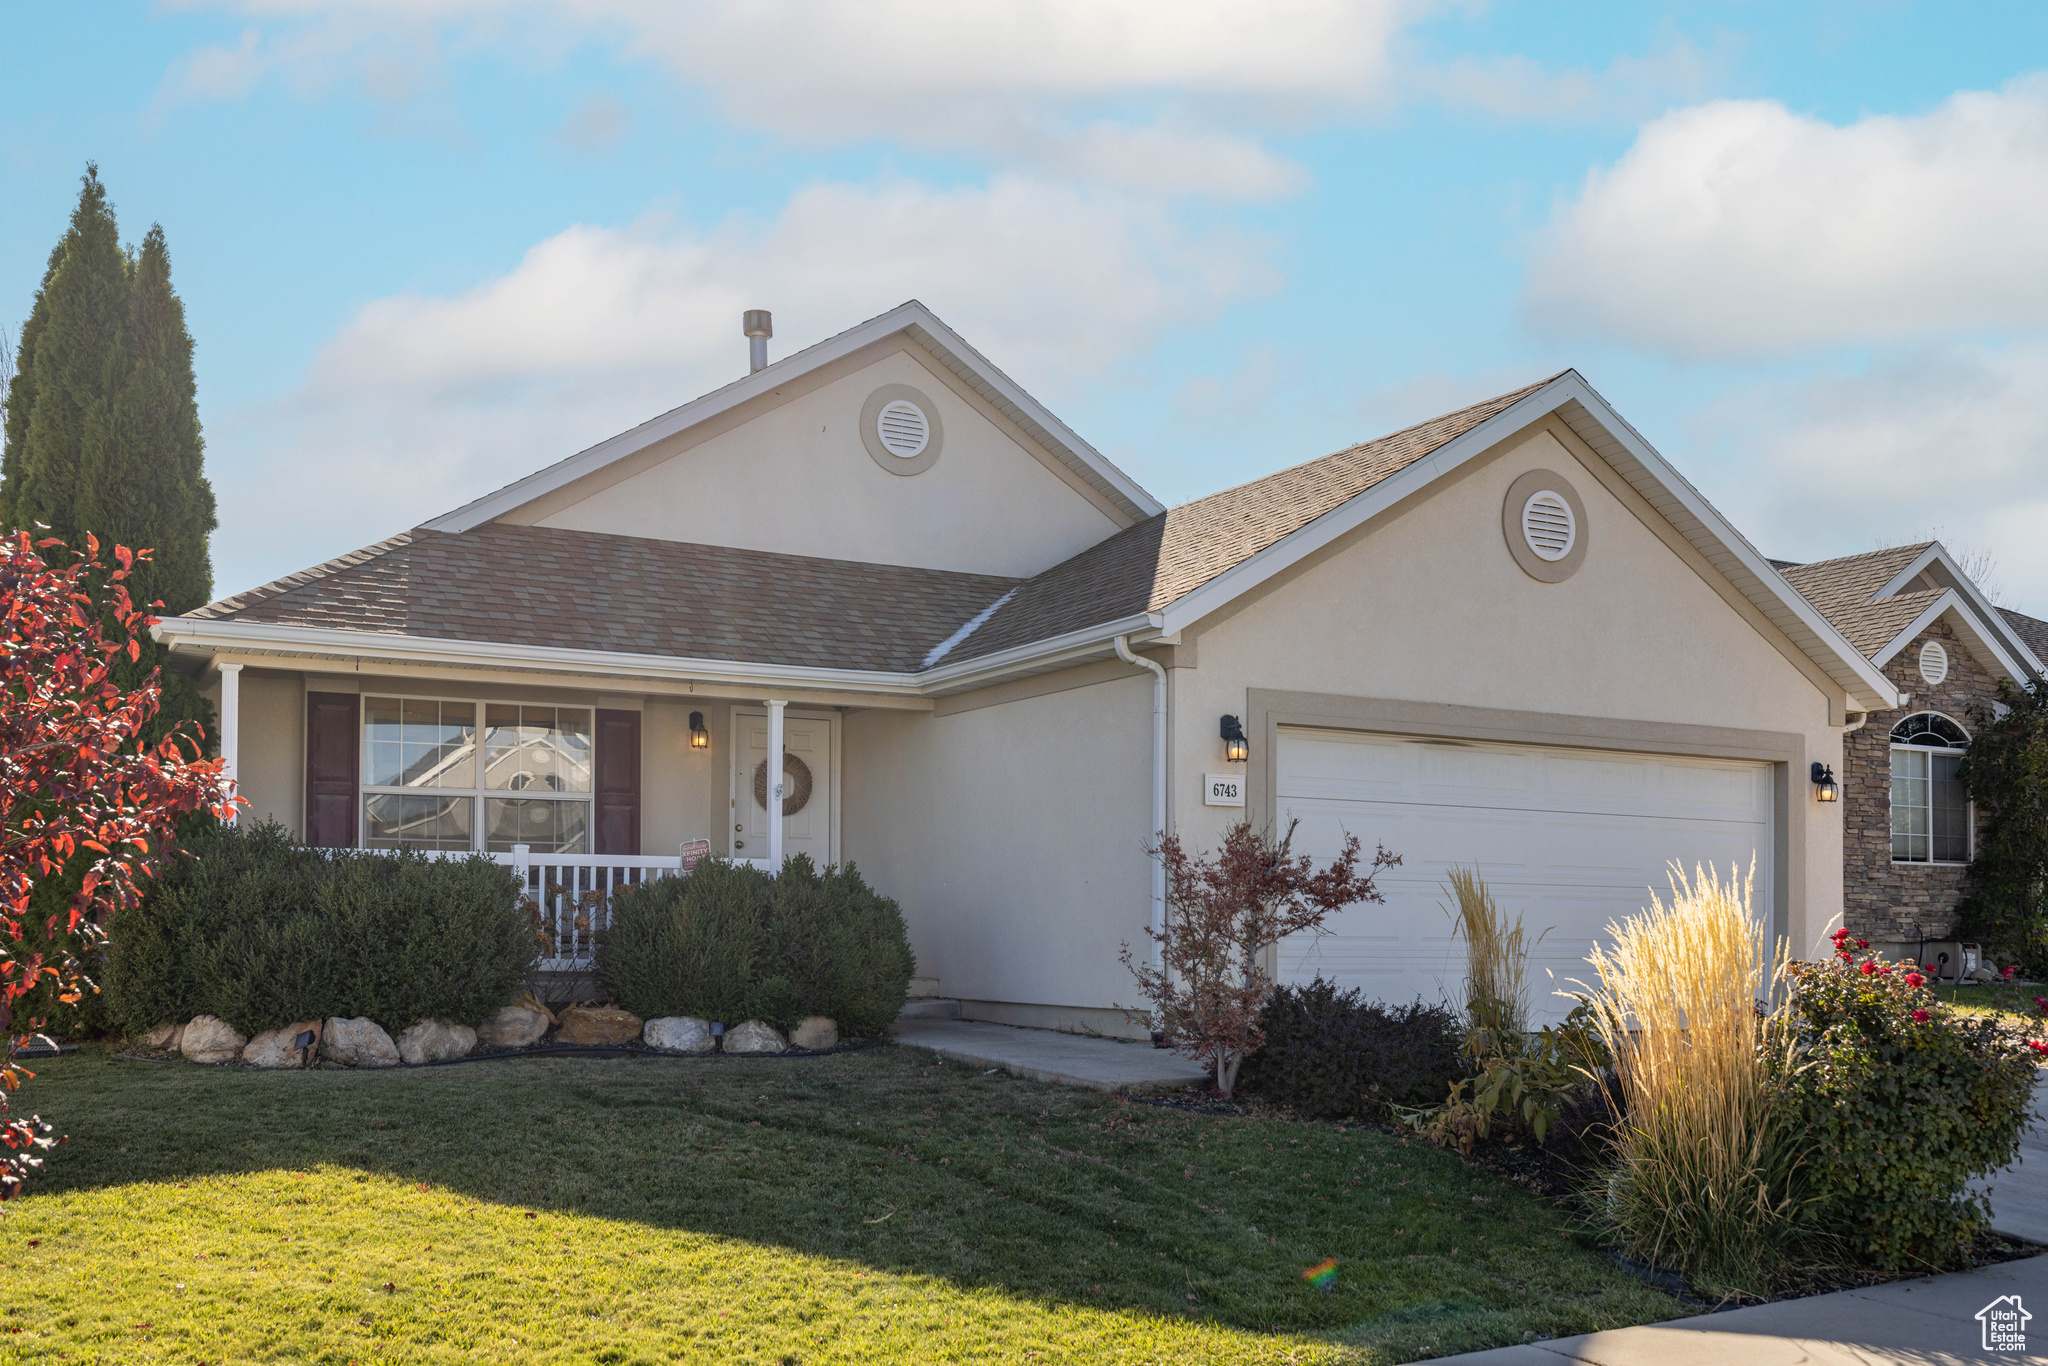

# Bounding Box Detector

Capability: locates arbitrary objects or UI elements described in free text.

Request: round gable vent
[876,399,930,458]
[1919,639,1950,686]
[1521,490,1577,562]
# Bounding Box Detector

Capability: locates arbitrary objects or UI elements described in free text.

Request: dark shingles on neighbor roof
[944,374,1562,664]
[2001,608,2048,664]
[190,524,1022,673]
[185,374,1566,674]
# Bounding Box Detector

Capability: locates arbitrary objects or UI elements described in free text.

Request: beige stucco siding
[842,672,1154,1032]
[641,696,732,859]
[528,347,1123,578]
[1168,420,1846,957]
[229,671,306,834]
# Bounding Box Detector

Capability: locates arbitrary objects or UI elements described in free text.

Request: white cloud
[209,175,1278,592]
[1697,339,2048,618]
[1526,77,2048,360]
[1412,35,1739,126]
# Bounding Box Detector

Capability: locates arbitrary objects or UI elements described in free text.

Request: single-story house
[1775,545,2047,958]
[158,301,1932,1031]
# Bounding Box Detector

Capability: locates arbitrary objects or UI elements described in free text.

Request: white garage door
[1275,728,1773,1022]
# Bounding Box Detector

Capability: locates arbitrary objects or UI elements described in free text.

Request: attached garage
[1274,727,1776,1021]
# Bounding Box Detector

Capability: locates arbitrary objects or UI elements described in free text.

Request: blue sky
[5,2,2047,614]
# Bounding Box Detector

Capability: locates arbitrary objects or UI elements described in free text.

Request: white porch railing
[419,845,776,970]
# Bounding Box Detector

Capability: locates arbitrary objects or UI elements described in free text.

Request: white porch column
[765,699,787,870]
[218,662,243,824]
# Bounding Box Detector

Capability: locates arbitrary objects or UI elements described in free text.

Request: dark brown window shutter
[594,709,642,855]
[305,692,360,848]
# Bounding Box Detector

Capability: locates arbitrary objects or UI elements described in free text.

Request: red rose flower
[2030,1040,2048,1058]
[1911,1009,1931,1023]
[1905,973,1925,988]
[1860,961,1878,976]
[2005,965,2019,979]
[1856,939,1869,949]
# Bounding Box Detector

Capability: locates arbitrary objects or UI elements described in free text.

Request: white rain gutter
[1114,634,1168,968]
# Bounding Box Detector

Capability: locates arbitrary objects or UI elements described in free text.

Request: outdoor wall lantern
[1811,762,1839,803]
[1220,715,1250,763]
[688,711,711,750]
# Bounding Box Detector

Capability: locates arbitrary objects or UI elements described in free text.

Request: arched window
[1889,712,1970,864]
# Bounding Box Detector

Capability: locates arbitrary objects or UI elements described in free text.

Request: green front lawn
[1931,983,2048,1023]
[0,1046,1680,1364]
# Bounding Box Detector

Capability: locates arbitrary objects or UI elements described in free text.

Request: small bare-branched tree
[1121,819,1398,1097]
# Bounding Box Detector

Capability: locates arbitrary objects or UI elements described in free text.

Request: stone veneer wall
[1841,617,2000,944]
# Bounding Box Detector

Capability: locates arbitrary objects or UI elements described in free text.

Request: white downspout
[1114,636,1167,967]
[218,661,242,825]
[765,698,787,870]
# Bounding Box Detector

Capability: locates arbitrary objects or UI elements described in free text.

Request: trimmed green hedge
[104,821,538,1039]
[596,855,914,1037]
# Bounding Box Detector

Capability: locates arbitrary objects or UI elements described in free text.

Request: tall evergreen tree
[1,164,218,746]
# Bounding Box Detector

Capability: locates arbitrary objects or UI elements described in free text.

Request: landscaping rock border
[112,1032,888,1070]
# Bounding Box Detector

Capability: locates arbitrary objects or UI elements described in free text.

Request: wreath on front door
[753,754,814,817]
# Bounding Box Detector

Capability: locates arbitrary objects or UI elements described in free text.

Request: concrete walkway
[1430,1073,2048,1365]
[889,1019,1210,1092]
[1440,1254,2045,1364]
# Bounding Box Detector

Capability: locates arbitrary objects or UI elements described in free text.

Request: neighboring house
[1776,545,2048,952]
[156,301,1905,1033]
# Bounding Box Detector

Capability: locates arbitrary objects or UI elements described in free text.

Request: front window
[363,696,591,853]
[1890,712,1970,864]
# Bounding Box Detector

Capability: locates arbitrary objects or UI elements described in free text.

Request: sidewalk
[1439,1254,2045,1364]
[889,1018,1209,1091]
[1429,1072,2048,1364]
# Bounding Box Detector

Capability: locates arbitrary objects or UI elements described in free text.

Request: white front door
[732,711,836,866]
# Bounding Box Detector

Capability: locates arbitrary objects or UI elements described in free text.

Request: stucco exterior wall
[841,671,1154,1035]
[641,696,733,858]
[1166,418,1848,959]
[1841,617,2000,944]
[233,671,305,834]
[527,346,1124,578]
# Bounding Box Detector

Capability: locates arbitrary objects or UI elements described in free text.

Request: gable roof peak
[421,298,1163,535]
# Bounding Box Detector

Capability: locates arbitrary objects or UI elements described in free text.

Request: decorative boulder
[397,1020,477,1064]
[243,1021,322,1069]
[321,1016,400,1068]
[475,1002,551,1050]
[789,1016,838,1051]
[644,1016,715,1054]
[556,1006,643,1046]
[723,1020,787,1055]
[180,1015,246,1065]
[142,1021,185,1053]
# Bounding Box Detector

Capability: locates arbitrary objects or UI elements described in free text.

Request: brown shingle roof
[189,524,1022,673]
[188,374,1564,676]
[1778,545,1933,659]
[942,374,1561,663]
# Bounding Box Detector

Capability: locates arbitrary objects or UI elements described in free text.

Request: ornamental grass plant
[1444,866,1531,1052]
[1582,863,1806,1294]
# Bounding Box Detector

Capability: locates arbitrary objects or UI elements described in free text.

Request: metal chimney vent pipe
[743,309,772,373]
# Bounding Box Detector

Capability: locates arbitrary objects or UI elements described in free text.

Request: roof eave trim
[151,610,1170,698]
[1152,370,1901,711]
[1874,545,2046,678]
[152,617,929,695]
[1869,591,2033,683]
[420,300,1160,533]
[1154,380,1577,638]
